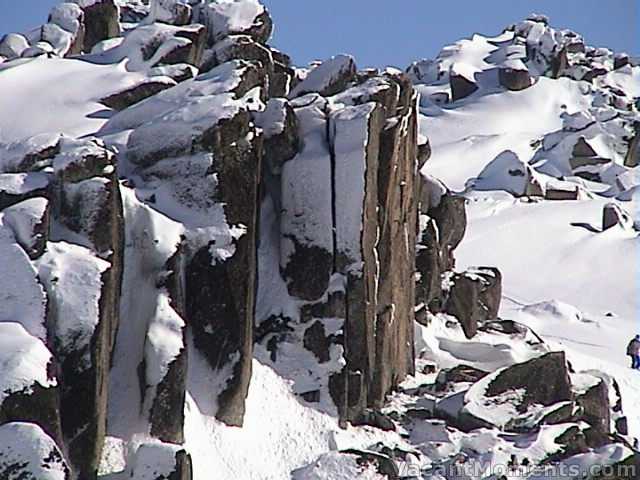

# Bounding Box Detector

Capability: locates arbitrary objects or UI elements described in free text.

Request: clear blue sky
[2,1,637,68]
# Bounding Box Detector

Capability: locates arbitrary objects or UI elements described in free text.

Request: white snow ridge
[0,2,638,480]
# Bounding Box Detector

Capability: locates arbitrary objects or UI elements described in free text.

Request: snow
[291,451,386,480]
[330,102,376,268]
[0,422,68,480]
[0,172,50,195]
[36,241,110,364]
[0,323,56,403]
[129,441,183,480]
[0,222,47,340]
[101,60,252,135]
[0,57,145,142]
[145,291,185,386]
[48,3,84,35]
[280,96,333,262]
[2,197,48,254]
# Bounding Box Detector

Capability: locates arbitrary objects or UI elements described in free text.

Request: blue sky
[1,1,637,68]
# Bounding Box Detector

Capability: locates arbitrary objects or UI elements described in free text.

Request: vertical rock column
[371,73,419,407]
[46,138,124,479]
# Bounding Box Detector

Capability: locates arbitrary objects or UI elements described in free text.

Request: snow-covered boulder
[602,202,634,231]
[100,77,177,111]
[472,150,544,197]
[460,351,573,432]
[0,33,30,59]
[0,323,61,445]
[290,55,357,98]
[197,0,272,45]
[0,422,70,479]
[2,197,50,259]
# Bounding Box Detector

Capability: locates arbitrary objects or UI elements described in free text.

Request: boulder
[100,77,177,111]
[0,422,70,479]
[444,267,502,339]
[289,54,357,98]
[72,0,120,53]
[0,33,30,59]
[198,0,273,45]
[460,352,573,432]
[602,203,633,231]
[2,197,50,260]
[450,73,478,102]
[0,324,62,446]
[498,67,532,91]
[575,378,610,435]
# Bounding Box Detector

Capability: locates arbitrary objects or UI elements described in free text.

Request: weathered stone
[303,320,331,363]
[436,365,489,392]
[575,379,610,434]
[290,54,357,98]
[253,98,299,175]
[545,186,580,200]
[460,352,573,432]
[624,121,640,168]
[445,267,502,339]
[184,109,262,427]
[370,72,418,409]
[73,0,120,53]
[352,409,396,432]
[101,78,177,111]
[162,25,207,67]
[450,73,478,101]
[602,203,632,230]
[492,352,572,411]
[498,67,531,91]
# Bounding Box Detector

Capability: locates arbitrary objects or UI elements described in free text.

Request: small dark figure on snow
[626,335,640,369]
